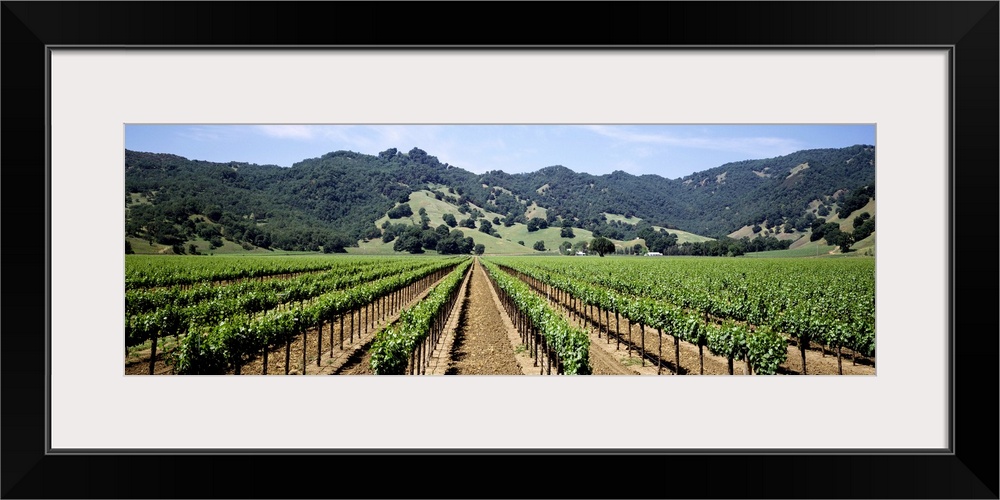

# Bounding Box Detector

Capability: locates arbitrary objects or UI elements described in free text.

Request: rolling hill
[124,145,874,256]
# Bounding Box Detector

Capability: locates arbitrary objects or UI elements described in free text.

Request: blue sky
[125,124,874,180]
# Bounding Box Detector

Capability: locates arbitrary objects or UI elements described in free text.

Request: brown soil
[444,260,522,375]
[473,259,634,376]
[125,347,175,375]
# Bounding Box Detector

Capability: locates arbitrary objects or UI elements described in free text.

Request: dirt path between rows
[440,260,524,375]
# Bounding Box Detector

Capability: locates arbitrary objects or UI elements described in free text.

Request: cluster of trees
[557,237,622,256]
[808,212,874,253]
[387,203,413,219]
[589,236,615,256]
[638,224,793,257]
[614,243,647,255]
[382,221,477,255]
[837,184,875,218]
[650,236,792,257]
[125,194,356,254]
[853,212,875,241]
[477,219,501,237]
[526,217,548,232]
[639,227,679,254]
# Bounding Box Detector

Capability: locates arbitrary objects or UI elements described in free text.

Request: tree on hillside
[853,217,875,241]
[420,231,440,250]
[824,228,854,253]
[853,212,871,228]
[590,236,615,257]
[837,184,875,218]
[393,226,424,254]
[125,240,134,254]
[474,243,485,255]
[533,240,546,251]
[322,236,348,253]
[559,241,572,255]
[526,217,548,232]
[443,213,457,227]
[560,226,575,238]
[436,229,475,255]
[811,221,840,242]
[387,203,413,219]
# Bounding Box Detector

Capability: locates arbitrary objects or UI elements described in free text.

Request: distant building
[576,251,587,256]
[646,252,663,256]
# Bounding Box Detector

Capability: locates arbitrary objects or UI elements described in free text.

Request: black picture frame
[3,2,997,498]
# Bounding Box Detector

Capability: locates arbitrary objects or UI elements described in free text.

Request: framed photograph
[4,2,996,498]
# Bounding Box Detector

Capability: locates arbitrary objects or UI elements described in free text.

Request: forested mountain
[125,145,874,252]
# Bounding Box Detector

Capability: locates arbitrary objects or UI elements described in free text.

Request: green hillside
[124,145,874,257]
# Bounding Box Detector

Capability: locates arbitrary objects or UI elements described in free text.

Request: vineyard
[483,256,875,375]
[126,254,874,375]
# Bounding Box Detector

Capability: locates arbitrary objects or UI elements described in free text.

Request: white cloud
[256,125,317,140]
[175,126,227,142]
[584,125,802,157]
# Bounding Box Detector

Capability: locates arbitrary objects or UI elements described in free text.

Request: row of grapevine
[481,260,591,375]
[125,258,456,350]
[524,258,873,329]
[488,259,788,375]
[126,259,427,317]
[170,258,468,374]
[516,257,875,372]
[125,254,433,289]
[368,260,473,375]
